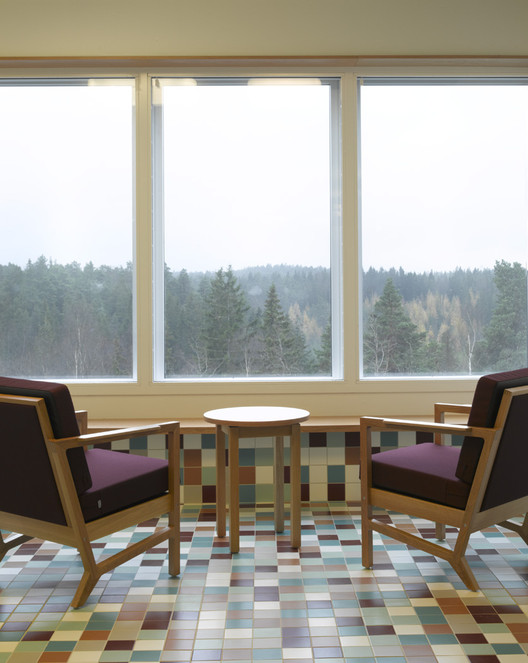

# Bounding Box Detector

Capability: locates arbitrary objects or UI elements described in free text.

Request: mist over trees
[164,266,327,377]
[363,260,528,375]
[0,257,526,379]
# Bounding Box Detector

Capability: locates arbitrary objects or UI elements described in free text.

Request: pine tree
[202,266,250,375]
[165,268,206,376]
[314,321,332,374]
[475,260,528,371]
[363,278,427,375]
[259,283,310,375]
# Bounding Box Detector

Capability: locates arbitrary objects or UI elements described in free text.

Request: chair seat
[371,443,470,509]
[80,449,169,521]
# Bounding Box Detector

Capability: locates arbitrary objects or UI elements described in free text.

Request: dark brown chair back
[480,386,528,510]
[0,377,92,524]
[455,368,528,484]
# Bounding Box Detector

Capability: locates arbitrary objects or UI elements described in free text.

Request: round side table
[203,406,310,553]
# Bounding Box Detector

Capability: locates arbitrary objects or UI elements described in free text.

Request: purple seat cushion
[0,376,92,495]
[80,449,169,521]
[372,442,470,509]
[456,368,528,484]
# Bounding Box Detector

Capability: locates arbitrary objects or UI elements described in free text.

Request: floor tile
[1,504,528,662]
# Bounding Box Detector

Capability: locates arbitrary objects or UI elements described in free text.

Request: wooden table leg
[229,426,240,553]
[274,435,284,533]
[216,424,226,538]
[290,423,301,548]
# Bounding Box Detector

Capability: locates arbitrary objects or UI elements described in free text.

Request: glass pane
[0,80,135,379]
[360,81,528,377]
[154,78,337,379]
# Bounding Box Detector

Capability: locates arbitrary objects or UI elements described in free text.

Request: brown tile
[345,446,359,464]
[367,625,395,635]
[239,467,255,484]
[39,653,71,662]
[184,467,202,485]
[184,449,202,467]
[327,483,345,500]
[22,631,54,641]
[80,630,111,640]
[104,640,135,650]
[457,633,488,643]
[402,645,435,656]
[422,624,453,634]
[202,485,216,502]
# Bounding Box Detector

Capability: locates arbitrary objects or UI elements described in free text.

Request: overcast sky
[360,83,528,272]
[1,80,527,274]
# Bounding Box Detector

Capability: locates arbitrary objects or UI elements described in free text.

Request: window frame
[357,75,528,380]
[0,75,138,381]
[0,60,526,419]
[150,75,343,382]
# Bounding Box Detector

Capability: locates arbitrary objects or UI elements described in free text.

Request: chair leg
[71,569,100,609]
[451,527,479,591]
[435,522,446,540]
[168,533,179,577]
[168,501,180,577]
[361,504,374,568]
[70,535,101,609]
[451,554,479,592]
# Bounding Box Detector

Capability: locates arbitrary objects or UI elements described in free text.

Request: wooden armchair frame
[361,385,528,591]
[0,393,180,608]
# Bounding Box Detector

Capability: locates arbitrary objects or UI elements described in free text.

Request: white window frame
[0,75,137,381]
[0,60,526,420]
[150,75,343,382]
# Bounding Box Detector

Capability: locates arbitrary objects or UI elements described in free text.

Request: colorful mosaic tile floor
[2,503,528,663]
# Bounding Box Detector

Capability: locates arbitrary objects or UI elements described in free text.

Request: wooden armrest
[51,421,180,450]
[433,402,471,444]
[360,417,494,465]
[434,402,471,422]
[361,416,472,437]
[75,410,88,434]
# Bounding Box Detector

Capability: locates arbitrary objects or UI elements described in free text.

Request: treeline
[1,257,526,379]
[0,257,133,378]
[164,265,330,377]
[363,261,528,375]
[0,258,330,378]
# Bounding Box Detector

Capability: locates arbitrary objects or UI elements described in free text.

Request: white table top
[203,406,310,427]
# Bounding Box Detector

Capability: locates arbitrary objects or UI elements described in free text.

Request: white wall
[1,0,527,58]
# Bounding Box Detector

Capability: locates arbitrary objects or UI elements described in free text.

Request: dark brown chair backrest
[455,368,528,485]
[480,386,528,510]
[0,377,92,525]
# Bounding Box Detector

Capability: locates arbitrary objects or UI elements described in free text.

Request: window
[152,77,341,379]
[4,64,528,421]
[0,79,135,379]
[359,78,528,377]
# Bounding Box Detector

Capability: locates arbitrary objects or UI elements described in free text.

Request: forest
[0,257,526,378]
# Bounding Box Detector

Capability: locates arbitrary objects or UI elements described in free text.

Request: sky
[360,83,528,272]
[159,81,331,273]
[1,80,527,275]
[0,84,134,269]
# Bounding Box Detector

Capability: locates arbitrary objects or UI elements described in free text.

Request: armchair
[0,376,180,608]
[360,368,528,590]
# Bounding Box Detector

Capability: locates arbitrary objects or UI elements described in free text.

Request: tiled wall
[115,428,455,505]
